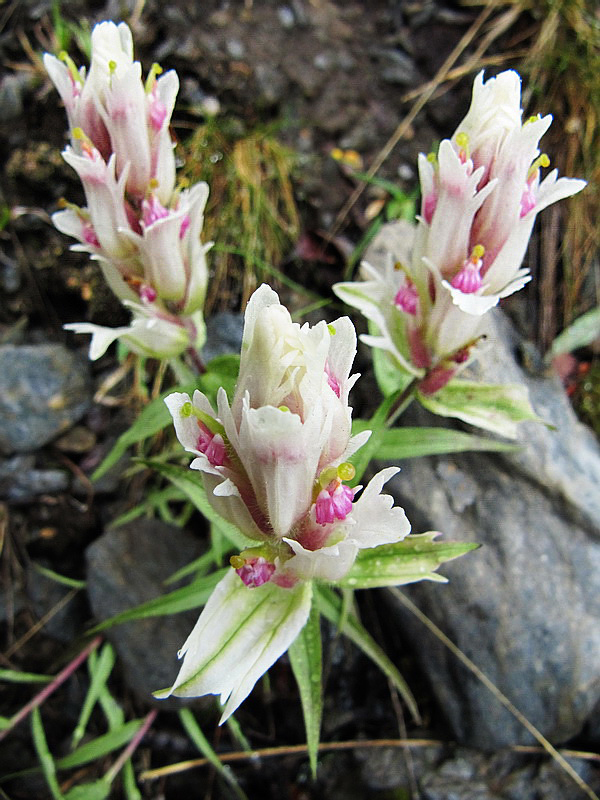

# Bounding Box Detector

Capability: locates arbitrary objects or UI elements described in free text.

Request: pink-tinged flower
[161,288,411,716]
[334,70,586,389]
[166,285,409,580]
[65,302,205,360]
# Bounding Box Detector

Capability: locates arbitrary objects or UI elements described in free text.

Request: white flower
[65,303,205,360]
[165,285,409,583]
[334,69,586,392]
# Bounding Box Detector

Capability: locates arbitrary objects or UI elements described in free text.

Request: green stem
[385,377,419,428]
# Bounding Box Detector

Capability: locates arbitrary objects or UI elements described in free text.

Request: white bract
[162,285,411,712]
[334,70,586,394]
[45,21,210,359]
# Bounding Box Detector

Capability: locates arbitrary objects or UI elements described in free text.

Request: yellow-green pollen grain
[455,132,470,159]
[145,62,163,93]
[327,324,336,336]
[180,401,226,437]
[59,51,83,84]
[337,461,356,481]
[278,405,290,412]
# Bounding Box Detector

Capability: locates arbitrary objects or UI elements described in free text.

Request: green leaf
[31,563,86,589]
[91,383,195,481]
[315,585,420,723]
[88,570,225,634]
[63,780,111,800]
[288,601,323,778]
[337,533,479,589]
[550,306,600,357]
[72,643,116,748]
[370,322,415,399]
[56,720,144,770]
[0,669,52,684]
[143,460,254,551]
[179,709,249,800]
[417,380,543,438]
[374,426,518,459]
[32,707,65,800]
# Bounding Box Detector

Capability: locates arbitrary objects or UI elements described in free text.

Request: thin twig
[104,708,157,785]
[0,636,102,743]
[389,588,600,800]
[139,738,445,780]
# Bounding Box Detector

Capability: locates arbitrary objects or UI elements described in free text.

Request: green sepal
[336,532,479,589]
[417,379,544,438]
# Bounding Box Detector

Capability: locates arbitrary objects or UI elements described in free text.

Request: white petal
[164,570,312,721]
[347,466,411,549]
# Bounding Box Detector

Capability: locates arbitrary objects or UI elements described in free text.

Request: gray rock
[362,222,600,748]
[0,344,92,455]
[85,519,205,706]
[202,311,244,363]
[0,455,69,502]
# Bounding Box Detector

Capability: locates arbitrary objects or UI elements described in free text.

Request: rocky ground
[1,0,599,798]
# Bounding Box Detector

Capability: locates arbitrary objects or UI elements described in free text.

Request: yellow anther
[181,401,193,417]
[327,324,336,335]
[471,244,485,261]
[230,555,245,569]
[337,462,356,481]
[526,114,540,125]
[426,151,437,164]
[278,405,290,412]
[108,59,117,74]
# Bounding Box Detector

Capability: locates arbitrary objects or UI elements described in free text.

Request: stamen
[394,278,419,316]
[315,478,355,525]
[234,556,275,588]
[337,462,355,481]
[145,63,164,93]
[142,194,169,227]
[450,245,485,294]
[527,153,550,182]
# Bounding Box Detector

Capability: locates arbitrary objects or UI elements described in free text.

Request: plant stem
[0,636,102,743]
[385,378,418,427]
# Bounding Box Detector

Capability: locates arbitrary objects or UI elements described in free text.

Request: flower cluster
[161,285,411,713]
[44,21,210,359]
[334,70,586,394]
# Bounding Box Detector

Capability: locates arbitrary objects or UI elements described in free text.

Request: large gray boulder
[363,223,600,748]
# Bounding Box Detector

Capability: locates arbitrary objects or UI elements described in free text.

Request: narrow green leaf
[179,709,249,800]
[288,601,323,778]
[56,720,144,770]
[0,715,12,729]
[315,585,420,723]
[375,426,518,459]
[143,460,254,551]
[92,383,195,481]
[550,306,600,357]
[72,643,116,748]
[418,380,543,439]
[31,563,86,590]
[88,570,225,634]
[31,708,64,800]
[63,780,111,800]
[225,715,252,754]
[0,669,52,684]
[337,533,479,589]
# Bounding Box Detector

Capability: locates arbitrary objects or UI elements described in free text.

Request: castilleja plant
[334,70,586,403]
[157,285,473,735]
[44,21,210,360]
